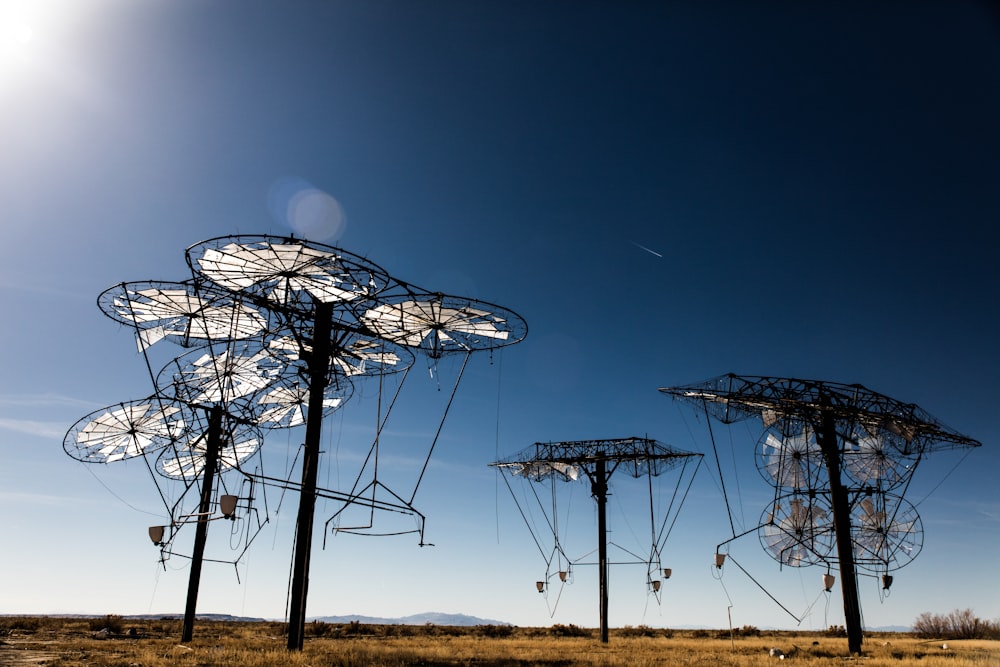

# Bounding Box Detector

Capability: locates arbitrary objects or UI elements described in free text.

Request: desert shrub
[476,624,515,638]
[715,625,759,639]
[0,616,46,633]
[618,624,661,638]
[309,620,337,637]
[689,628,711,638]
[825,624,847,637]
[549,623,591,637]
[913,609,1000,639]
[375,623,399,637]
[342,620,365,636]
[88,614,125,634]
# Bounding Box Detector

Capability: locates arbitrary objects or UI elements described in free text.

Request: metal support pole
[593,456,610,644]
[816,408,864,655]
[287,301,334,651]
[182,405,223,643]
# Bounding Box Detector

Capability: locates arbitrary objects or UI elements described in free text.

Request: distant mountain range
[309,612,511,626]
[30,613,911,632]
[119,612,510,626]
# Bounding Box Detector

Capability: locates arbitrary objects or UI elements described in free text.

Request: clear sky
[1,0,998,633]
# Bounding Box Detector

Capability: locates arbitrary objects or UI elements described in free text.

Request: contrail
[630,241,663,258]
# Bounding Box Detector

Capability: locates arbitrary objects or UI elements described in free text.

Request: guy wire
[409,351,470,504]
[494,348,504,544]
[726,553,802,624]
[705,403,737,538]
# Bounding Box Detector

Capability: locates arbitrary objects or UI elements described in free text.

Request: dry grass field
[2,616,998,667]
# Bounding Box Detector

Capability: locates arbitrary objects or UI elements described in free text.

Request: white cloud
[0,417,66,439]
[0,393,97,408]
[0,490,75,506]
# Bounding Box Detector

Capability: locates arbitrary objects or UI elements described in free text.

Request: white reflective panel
[760,496,833,567]
[267,336,302,361]
[159,437,260,479]
[851,495,922,570]
[198,242,365,303]
[269,335,402,377]
[761,429,822,490]
[76,403,184,462]
[348,338,403,365]
[177,349,276,403]
[512,460,580,481]
[137,326,169,351]
[844,430,912,487]
[256,385,344,429]
[113,287,266,347]
[363,300,510,351]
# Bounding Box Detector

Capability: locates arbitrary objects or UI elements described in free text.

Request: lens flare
[267,176,346,242]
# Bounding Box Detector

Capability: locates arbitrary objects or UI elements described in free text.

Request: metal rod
[287,300,334,651]
[181,405,223,643]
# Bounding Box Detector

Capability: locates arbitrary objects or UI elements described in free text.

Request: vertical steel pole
[816,408,864,655]
[287,301,334,650]
[182,405,223,643]
[593,456,610,644]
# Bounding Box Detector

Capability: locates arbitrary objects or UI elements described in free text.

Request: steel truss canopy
[658,374,981,455]
[491,436,702,645]
[660,373,980,656]
[492,437,701,480]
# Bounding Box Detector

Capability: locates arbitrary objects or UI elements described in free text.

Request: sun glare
[1,0,101,96]
[2,10,36,66]
[2,0,73,67]
[16,23,33,44]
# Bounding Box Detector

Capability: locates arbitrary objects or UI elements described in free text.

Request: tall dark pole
[182,405,223,643]
[592,455,610,644]
[287,301,334,651]
[816,408,864,655]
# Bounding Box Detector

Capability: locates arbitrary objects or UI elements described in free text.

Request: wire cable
[705,403,737,538]
[409,351,470,504]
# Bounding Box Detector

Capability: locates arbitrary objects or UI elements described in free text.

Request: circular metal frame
[759,493,835,567]
[186,235,392,317]
[851,493,923,572]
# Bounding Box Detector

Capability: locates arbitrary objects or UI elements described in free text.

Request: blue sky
[1,1,998,632]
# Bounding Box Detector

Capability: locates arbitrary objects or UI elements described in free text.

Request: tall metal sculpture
[186,236,527,648]
[659,374,981,655]
[65,234,527,649]
[492,437,702,643]
[79,280,279,641]
[185,236,395,649]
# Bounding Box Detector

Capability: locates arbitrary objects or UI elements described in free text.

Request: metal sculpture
[659,374,981,655]
[186,236,526,650]
[64,394,264,641]
[102,283,285,642]
[186,236,389,649]
[66,234,527,649]
[491,437,702,643]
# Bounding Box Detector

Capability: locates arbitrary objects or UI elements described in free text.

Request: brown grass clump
[1,617,998,666]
